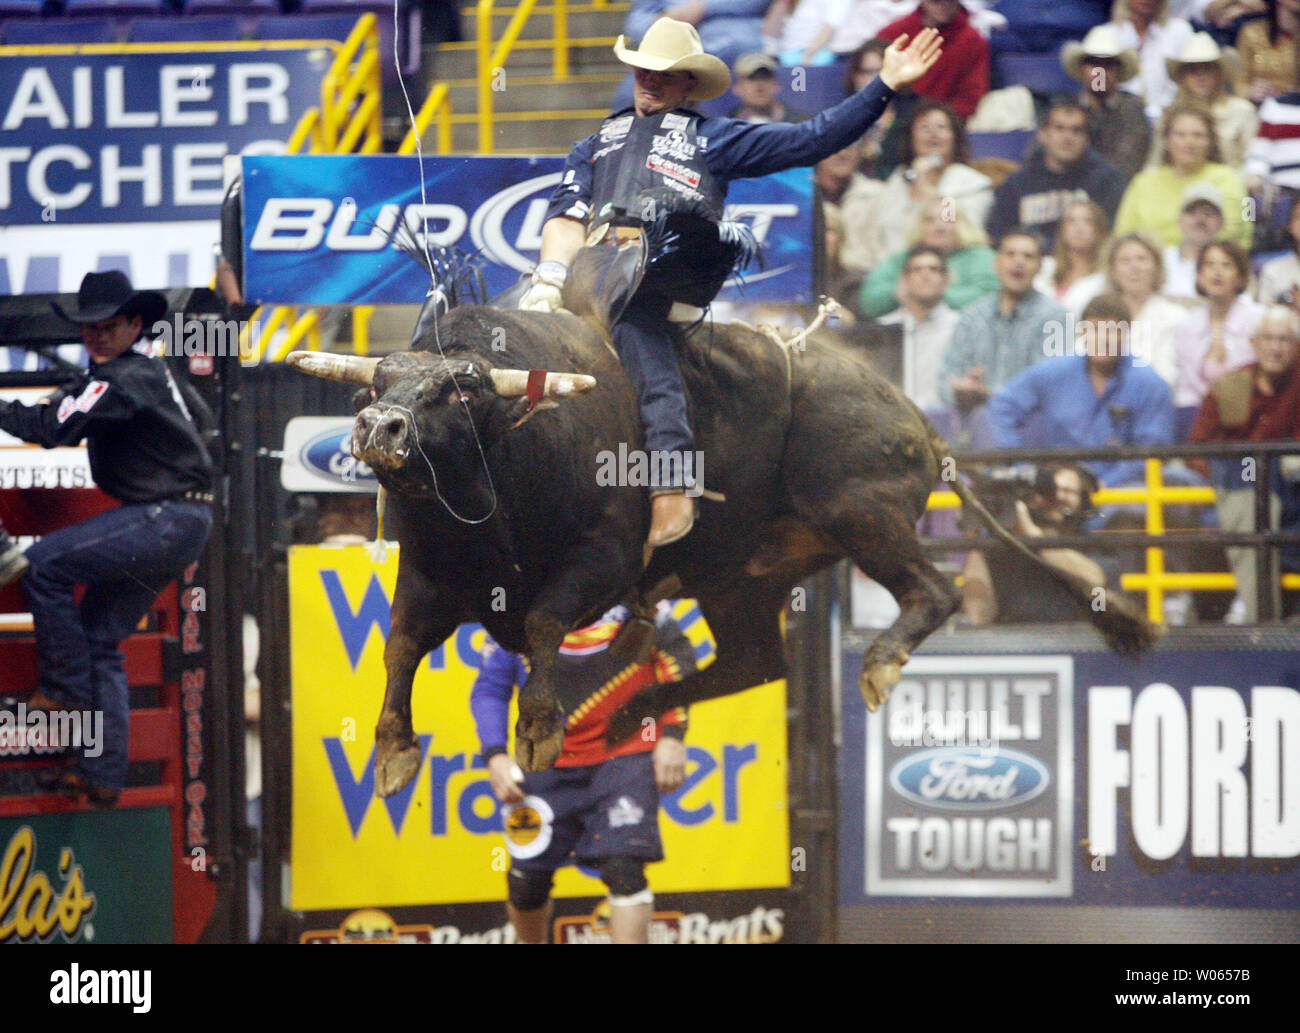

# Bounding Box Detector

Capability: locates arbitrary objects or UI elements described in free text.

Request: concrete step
[440,71,622,114]
[430,38,625,80]
[435,112,609,154]
[362,304,424,351]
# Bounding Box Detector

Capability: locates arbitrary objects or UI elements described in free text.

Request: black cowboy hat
[51,270,168,328]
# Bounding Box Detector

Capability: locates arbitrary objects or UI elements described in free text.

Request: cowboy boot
[0,524,28,589]
[647,490,696,547]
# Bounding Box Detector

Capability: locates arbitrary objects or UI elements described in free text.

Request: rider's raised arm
[702,75,896,182]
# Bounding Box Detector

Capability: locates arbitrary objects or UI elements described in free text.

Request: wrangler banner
[289,545,791,911]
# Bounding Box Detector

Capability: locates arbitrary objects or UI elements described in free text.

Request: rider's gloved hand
[519,260,568,312]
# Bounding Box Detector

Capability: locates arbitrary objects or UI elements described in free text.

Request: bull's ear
[350,386,376,413]
[506,397,560,430]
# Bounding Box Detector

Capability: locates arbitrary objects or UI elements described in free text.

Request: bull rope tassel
[367,486,390,564]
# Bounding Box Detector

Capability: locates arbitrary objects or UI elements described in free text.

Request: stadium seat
[297,0,420,77]
[1,14,118,41]
[62,0,174,17]
[182,0,277,16]
[0,0,46,20]
[991,51,1077,98]
[252,11,360,42]
[128,13,244,39]
[969,129,1035,162]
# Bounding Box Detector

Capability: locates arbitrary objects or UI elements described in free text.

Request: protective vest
[587,108,725,230]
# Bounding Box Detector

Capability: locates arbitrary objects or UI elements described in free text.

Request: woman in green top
[1113,103,1252,250]
[857,197,1000,318]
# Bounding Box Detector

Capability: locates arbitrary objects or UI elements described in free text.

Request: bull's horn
[489,369,597,399]
[286,351,382,386]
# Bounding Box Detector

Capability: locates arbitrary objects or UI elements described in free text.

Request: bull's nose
[354,406,411,468]
[375,412,409,452]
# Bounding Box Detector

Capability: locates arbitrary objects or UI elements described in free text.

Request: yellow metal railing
[928,457,1300,623]
[245,15,382,364]
[400,82,455,154]
[476,0,572,153]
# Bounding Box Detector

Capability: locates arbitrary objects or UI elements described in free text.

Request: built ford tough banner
[839,648,1300,908]
[240,154,815,306]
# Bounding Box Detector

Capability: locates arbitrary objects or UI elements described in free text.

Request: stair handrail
[476,0,570,153]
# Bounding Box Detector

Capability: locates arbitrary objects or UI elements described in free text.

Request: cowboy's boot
[647,490,696,547]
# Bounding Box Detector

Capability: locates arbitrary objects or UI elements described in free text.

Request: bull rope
[738,296,846,398]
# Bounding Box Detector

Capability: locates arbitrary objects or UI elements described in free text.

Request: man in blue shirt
[518,17,943,548]
[938,227,1068,414]
[985,292,1175,489]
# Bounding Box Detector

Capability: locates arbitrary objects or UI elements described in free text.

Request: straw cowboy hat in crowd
[1061,24,1140,84]
[613,17,732,101]
[1166,31,1242,84]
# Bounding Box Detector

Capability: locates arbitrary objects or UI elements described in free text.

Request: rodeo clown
[0,271,213,807]
[519,17,943,546]
[471,602,697,944]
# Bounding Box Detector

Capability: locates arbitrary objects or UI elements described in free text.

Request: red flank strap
[525,369,548,412]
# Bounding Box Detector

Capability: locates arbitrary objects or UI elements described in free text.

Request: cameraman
[962,463,1114,626]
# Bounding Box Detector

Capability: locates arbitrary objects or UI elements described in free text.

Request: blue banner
[240,154,815,305]
[0,46,331,225]
[839,647,1300,907]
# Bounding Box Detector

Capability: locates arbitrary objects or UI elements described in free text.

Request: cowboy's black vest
[587,108,725,230]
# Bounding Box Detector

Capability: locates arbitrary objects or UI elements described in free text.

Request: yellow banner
[289,545,790,911]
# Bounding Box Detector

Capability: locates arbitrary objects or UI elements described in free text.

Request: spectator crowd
[614,0,1300,621]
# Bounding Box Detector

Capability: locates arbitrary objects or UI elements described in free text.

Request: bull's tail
[924,423,1160,657]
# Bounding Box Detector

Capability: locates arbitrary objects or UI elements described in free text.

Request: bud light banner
[839,646,1300,907]
[240,154,814,306]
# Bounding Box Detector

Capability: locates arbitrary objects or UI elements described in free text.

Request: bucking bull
[289,249,1156,798]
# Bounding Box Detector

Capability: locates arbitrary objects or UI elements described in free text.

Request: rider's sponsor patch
[56,380,108,424]
[646,154,701,189]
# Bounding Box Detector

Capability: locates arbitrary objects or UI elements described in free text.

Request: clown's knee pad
[507,868,554,912]
[598,856,649,903]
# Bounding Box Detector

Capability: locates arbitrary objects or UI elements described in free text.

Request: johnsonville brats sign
[0,809,172,943]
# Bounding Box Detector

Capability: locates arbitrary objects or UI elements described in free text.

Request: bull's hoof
[515,710,564,772]
[859,650,910,712]
[375,712,420,798]
[376,743,422,798]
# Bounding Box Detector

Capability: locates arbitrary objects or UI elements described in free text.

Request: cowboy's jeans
[613,292,696,489]
[23,499,212,791]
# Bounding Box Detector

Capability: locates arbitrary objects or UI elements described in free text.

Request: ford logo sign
[888,747,1048,812]
[301,427,376,486]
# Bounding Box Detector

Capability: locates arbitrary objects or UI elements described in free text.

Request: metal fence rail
[925,440,1300,623]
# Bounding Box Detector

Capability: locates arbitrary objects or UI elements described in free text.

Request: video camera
[966,463,1098,533]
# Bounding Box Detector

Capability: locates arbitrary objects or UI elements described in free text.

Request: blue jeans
[614,293,696,488]
[22,499,213,792]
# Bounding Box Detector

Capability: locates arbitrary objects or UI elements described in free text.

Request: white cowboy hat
[1061,24,1140,84]
[1166,31,1241,84]
[613,18,732,102]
